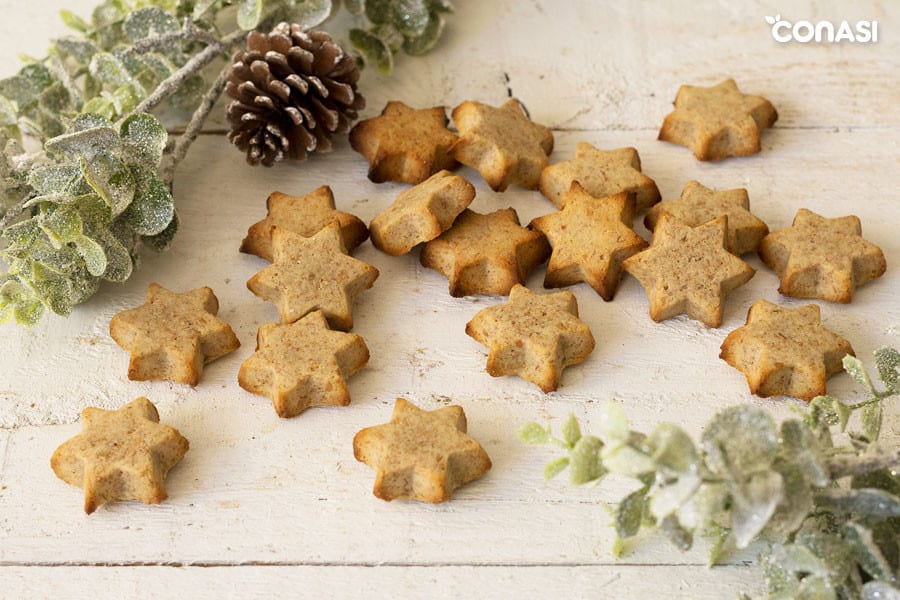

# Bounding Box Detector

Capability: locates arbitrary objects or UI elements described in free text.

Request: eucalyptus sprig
[519,347,900,600]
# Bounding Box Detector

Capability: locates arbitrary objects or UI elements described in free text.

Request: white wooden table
[1,1,898,597]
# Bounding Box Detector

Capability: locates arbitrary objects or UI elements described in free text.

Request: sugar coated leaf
[648,422,699,474]
[874,347,900,392]
[45,125,120,159]
[74,235,107,276]
[54,37,99,64]
[602,444,655,478]
[862,582,900,600]
[616,487,647,538]
[517,422,550,445]
[349,28,393,74]
[121,163,174,235]
[89,53,132,87]
[650,472,701,520]
[808,395,852,431]
[816,488,900,519]
[345,0,365,15]
[365,0,392,23]
[192,0,219,19]
[766,459,814,537]
[561,413,581,447]
[27,165,82,195]
[60,9,90,33]
[81,152,135,216]
[94,228,132,282]
[730,470,783,548]
[843,521,892,581]
[570,435,605,485]
[291,0,334,30]
[141,209,178,251]
[660,514,692,551]
[393,0,430,38]
[702,405,778,477]
[123,7,179,42]
[844,355,875,393]
[596,401,629,446]
[120,113,168,168]
[543,456,569,480]
[862,402,883,442]
[237,0,263,30]
[403,10,445,56]
[780,419,828,486]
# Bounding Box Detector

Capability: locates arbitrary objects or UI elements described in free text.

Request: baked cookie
[529,183,647,300]
[51,397,189,514]
[622,214,755,328]
[369,170,475,256]
[450,98,553,191]
[759,208,886,303]
[109,283,240,385]
[349,101,459,184]
[644,180,768,255]
[247,222,379,330]
[240,186,368,262]
[353,398,492,503]
[420,208,550,297]
[658,78,778,161]
[238,311,369,418]
[720,300,854,401]
[465,284,595,392]
[539,142,660,212]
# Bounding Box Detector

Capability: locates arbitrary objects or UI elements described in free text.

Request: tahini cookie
[658,78,778,161]
[349,101,459,184]
[720,300,854,401]
[369,170,475,256]
[465,284,595,392]
[353,398,492,503]
[109,283,240,385]
[451,98,553,191]
[758,208,886,303]
[51,397,189,514]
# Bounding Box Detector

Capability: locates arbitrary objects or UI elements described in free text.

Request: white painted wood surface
[1,1,898,598]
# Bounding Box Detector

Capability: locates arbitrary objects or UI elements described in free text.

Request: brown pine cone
[225,23,365,166]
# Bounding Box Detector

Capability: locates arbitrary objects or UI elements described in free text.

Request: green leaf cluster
[519,348,900,599]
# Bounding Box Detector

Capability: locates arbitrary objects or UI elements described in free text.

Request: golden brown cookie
[539,142,661,212]
[420,208,550,297]
[50,397,189,514]
[658,78,778,161]
[353,397,492,503]
[369,170,475,256]
[450,98,553,191]
[349,101,459,184]
[247,222,378,330]
[720,300,854,401]
[622,214,755,327]
[109,283,240,386]
[758,208,886,303]
[644,180,769,255]
[465,284,595,392]
[238,311,369,418]
[530,183,647,300]
[240,186,369,261]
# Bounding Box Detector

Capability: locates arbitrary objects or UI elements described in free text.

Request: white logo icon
[766,14,878,43]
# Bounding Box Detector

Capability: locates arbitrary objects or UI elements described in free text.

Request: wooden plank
[0,565,767,598]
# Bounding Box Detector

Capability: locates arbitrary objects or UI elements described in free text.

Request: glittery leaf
[122,163,174,235]
[80,152,135,216]
[123,8,179,43]
[120,113,168,168]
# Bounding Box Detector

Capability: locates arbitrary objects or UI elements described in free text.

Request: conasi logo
[766,15,878,43]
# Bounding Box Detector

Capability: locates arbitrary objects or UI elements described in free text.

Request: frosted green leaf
[570,435,605,485]
[517,422,550,445]
[426,0,453,13]
[39,82,71,114]
[350,28,393,74]
[766,459,814,537]
[122,163,174,235]
[45,125,119,159]
[731,470,783,548]
[875,347,900,392]
[616,487,647,538]
[660,514,692,550]
[237,0,263,30]
[89,53,132,87]
[54,37,99,64]
[596,401,629,446]
[602,444,655,478]
[291,0,333,29]
[403,10,445,56]
[647,423,699,474]
[94,228,132,282]
[702,405,778,477]
[844,355,876,394]
[120,113,167,168]
[543,456,569,480]
[843,522,891,581]
[795,530,854,583]
[92,0,127,30]
[650,473,701,520]
[345,0,365,15]
[365,0,391,23]
[73,113,113,132]
[60,9,90,33]
[0,64,54,109]
[124,8,179,42]
[80,96,117,121]
[142,209,178,251]
[862,402,883,442]
[808,395,852,431]
[863,582,900,600]
[27,165,81,195]
[0,94,18,128]
[40,206,84,248]
[136,53,175,83]
[192,0,219,19]
[816,488,900,519]
[780,420,828,486]
[561,413,581,447]
[31,264,76,316]
[393,0,429,37]
[678,482,726,531]
[81,152,135,216]
[109,85,141,116]
[74,235,107,276]
[0,277,44,327]
[852,468,900,496]
[169,74,206,112]
[766,543,829,580]
[372,23,404,53]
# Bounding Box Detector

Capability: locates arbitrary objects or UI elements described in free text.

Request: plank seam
[0,560,755,568]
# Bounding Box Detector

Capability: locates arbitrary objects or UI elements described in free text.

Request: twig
[827,445,900,479]
[120,20,219,58]
[161,62,231,185]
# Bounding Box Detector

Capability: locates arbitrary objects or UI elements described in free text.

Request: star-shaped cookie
[720,300,854,401]
[644,180,769,255]
[109,283,240,385]
[450,98,554,191]
[353,398,492,503]
[247,222,379,330]
[420,208,550,297]
[658,78,778,161]
[622,214,755,327]
[238,311,369,418]
[529,183,647,300]
[465,284,595,392]
[759,208,886,303]
[50,397,189,514]
[240,186,369,262]
[349,101,459,184]
[369,170,475,256]
[539,142,661,212]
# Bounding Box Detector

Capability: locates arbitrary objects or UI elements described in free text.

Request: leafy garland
[520,349,900,599]
[0,0,452,327]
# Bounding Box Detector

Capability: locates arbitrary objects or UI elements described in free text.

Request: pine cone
[225,23,365,166]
